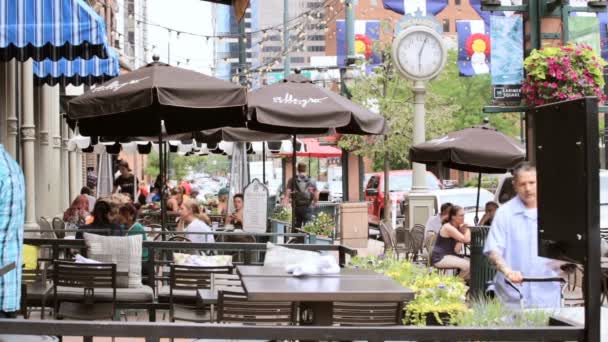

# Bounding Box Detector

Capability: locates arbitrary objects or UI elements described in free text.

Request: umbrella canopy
[67,57,247,136]
[279,138,342,158]
[409,125,525,174]
[1,0,110,61]
[247,75,387,135]
[196,127,291,143]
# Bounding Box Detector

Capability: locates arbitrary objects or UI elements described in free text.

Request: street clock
[391,25,447,81]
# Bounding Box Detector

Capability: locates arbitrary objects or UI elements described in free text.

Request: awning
[279,138,342,158]
[33,47,120,86]
[0,0,110,61]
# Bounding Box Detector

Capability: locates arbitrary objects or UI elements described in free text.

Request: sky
[147,0,216,75]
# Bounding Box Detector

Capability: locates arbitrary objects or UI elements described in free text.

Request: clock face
[393,27,446,81]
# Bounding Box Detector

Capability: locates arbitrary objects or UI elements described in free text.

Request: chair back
[170,264,233,293]
[424,231,438,267]
[38,217,56,239]
[410,224,426,258]
[378,221,396,254]
[333,301,403,326]
[217,290,295,325]
[211,273,243,292]
[53,261,116,310]
[52,217,66,239]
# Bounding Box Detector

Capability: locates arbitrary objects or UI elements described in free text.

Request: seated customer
[118,203,148,261]
[225,193,244,229]
[179,199,215,243]
[431,205,471,280]
[76,201,123,239]
[478,201,499,226]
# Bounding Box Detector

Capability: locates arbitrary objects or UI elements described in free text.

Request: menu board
[243,179,269,233]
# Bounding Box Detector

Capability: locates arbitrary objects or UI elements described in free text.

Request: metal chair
[378,221,399,257]
[52,217,66,239]
[38,217,56,239]
[217,290,295,325]
[53,261,116,321]
[409,224,426,261]
[168,264,233,323]
[394,225,413,259]
[332,301,404,326]
[21,262,52,319]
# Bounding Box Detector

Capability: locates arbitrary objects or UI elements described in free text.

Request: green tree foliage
[145,151,230,181]
[429,50,521,138]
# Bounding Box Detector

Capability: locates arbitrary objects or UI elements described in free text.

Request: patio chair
[52,217,66,239]
[409,224,426,261]
[53,261,116,321]
[378,221,400,258]
[21,262,52,319]
[38,217,56,239]
[332,301,404,326]
[207,273,244,319]
[167,264,233,323]
[217,290,296,325]
[394,225,413,259]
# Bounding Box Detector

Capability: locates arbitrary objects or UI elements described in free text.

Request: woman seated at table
[63,195,90,230]
[430,205,471,281]
[167,187,183,213]
[225,193,244,229]
[76,200,124,239]
[217,187,230,215]
[118,203,148,261]
[179,199,215,243]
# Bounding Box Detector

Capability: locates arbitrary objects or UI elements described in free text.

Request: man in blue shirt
[0,145,25,317]
[484,162,561,308]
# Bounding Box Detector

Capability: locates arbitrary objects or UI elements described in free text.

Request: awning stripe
[33,47,119,86]
[0,0,109,61]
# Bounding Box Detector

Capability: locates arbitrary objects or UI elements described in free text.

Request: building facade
[213,3,253,81]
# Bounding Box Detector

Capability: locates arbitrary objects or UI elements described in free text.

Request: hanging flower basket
[522,43,607,107]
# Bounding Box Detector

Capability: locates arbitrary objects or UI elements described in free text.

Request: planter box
[308,234,333,245]
[425,312,451,326]
[269,219,291,244]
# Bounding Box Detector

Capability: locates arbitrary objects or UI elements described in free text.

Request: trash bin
[469,226,496,299]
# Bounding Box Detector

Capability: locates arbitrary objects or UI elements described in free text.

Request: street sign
[492,85,522,104]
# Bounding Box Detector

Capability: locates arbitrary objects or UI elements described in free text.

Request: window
[268,35,281,41]
[262,46,282,52]
[307,45,325,52]
[128,31,135,44]
[263,57,275,64]
[290,56,306,63]
[442,19,450,33]
[308,35,325,41]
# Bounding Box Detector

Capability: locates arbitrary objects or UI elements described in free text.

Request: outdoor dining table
[236,265,414,325]
[0,262,15,276]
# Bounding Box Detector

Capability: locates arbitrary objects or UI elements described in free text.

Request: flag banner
[457,20,490,76]
[336,20,381,67]
[382,0,448,16]
[569,16,601,53]
[491,15,523,85]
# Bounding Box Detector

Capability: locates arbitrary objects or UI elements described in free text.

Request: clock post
[412,80,427,191]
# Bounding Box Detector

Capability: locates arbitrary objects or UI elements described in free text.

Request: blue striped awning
[33,47,120,86]
[0,0,110,61]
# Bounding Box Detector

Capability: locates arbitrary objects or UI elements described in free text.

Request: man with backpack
[284,162,319,227]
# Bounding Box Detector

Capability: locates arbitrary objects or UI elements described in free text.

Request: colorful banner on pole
[568,16,601,53]
[382,0,448,16]
[490,15,523,103]
[457,20,490,76]
[336,20,381,67]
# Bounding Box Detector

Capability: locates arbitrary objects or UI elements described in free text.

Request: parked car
[365,170,442,226]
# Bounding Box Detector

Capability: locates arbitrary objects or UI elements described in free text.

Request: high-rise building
[212,3,253,81]
[116,0,150,68]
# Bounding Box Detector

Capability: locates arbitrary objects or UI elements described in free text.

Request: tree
[429,50,521,138]
[145,151,230,181]
[338,48,458,171]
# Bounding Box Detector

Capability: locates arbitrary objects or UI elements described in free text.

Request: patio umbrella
[409,123,525,223]
[66,56,248,231]
[247,72,387,227]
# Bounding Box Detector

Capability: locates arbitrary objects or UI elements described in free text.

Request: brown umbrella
[67,57,247,137]
[247,73,387,227]
[409,123,525,223]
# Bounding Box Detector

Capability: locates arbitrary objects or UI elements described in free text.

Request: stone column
[68,129,79,201]
[21,60,38,230]
[36,84,54,218]
[5,60,18,158]
[61,120,70,210]
[49,85,62,216]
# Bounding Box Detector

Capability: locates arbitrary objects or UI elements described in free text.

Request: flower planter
[425,312,452,326]
[269,219,291,244]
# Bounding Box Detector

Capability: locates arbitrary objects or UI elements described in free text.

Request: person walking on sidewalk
[284,162,319,228]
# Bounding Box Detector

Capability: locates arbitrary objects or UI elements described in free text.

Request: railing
[0,319,584,341]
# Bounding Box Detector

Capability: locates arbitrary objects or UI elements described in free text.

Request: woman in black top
[76,201,123,239]
[431,205,471,280]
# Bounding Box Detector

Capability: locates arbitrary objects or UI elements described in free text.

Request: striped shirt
[0,145,25,312]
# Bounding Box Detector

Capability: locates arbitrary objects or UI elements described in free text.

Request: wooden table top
[0,262,15,276]
[236,265,378,278]
[240,271,414,302]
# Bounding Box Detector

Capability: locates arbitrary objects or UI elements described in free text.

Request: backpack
[294,175,314,207]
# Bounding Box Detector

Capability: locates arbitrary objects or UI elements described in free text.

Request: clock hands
[418,37,428,72]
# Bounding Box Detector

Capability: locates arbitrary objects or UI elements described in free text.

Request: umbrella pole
[474,172,482,225]
[262,142,266,184]
[159,132,167,237]
[292,135,297,230]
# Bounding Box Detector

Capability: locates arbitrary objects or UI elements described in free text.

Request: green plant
[302,212,335,237]
[271,207,291,222]
[452,297,551,327]
[350,254,467,326]
[523,43,607,107]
